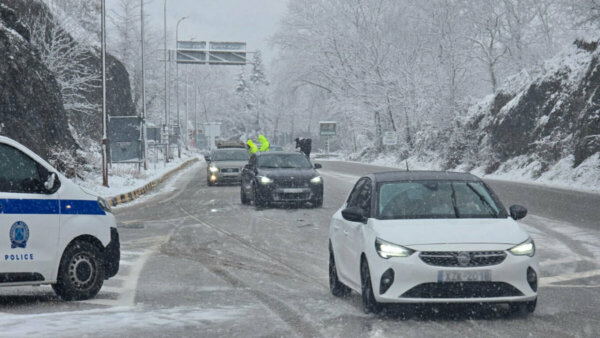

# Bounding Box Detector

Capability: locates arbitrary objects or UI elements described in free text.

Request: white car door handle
[343,230,349,236]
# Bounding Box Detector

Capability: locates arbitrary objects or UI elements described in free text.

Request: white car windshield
[378,181,505,219]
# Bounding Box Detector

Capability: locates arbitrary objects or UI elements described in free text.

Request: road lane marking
[540,256,595,267]
[79,236,167,307]
[158,187,187,204]
[540,269,600,287]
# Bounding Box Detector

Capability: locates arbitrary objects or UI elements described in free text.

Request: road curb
[107,158,199,207]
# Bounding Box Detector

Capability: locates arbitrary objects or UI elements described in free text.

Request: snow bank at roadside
[73,151,203,199]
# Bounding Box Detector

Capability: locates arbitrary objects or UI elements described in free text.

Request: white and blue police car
[0,136,119,300]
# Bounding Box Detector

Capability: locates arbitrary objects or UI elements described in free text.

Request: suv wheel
[241,185,249,205]
[52,241,105,301]
[253,183,267,208]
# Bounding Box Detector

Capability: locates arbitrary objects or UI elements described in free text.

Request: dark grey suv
[240,152,323,208]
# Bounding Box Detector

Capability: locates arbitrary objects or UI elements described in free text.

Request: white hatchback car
[329,171,538,315]
[0,136,119,300]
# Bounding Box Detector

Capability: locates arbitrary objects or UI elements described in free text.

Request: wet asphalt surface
[0,160,599,337]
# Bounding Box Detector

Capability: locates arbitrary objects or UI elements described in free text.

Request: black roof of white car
[371,170,481,182]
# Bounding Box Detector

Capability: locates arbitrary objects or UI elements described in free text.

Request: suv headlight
[310,176,322,184]
[98,197,112,213]
[375,238,415,259]
[259,176,273,184]
[209,166,219,173]
[509,238,535,257]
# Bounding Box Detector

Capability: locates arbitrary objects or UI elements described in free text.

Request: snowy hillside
[359,37,600,192]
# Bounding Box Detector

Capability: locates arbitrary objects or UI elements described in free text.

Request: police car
[0,136,119,300]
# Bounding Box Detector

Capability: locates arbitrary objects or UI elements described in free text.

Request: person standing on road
[258,135,270,152]
[246,139,258,155]
[295,137,312,158]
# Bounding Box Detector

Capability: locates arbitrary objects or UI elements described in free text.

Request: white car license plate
[438,270,491,282]
[282,188,305,193]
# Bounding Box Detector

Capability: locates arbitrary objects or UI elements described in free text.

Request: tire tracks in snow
[178,207,325,338]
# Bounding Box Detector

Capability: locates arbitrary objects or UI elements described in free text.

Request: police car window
[0,144,45,193]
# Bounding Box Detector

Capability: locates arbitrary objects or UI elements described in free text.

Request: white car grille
[419,251,507,267]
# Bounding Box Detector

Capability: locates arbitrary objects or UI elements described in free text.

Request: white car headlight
[375,238,415,259]
[509,238,535,257]
[209,166,219,173]
[259,176,273,184]
[310,176,322,184]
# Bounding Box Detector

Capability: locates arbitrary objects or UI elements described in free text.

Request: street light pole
[101,0,109,187]
[175,16,189,158]
[163,0,169,162]
[140,0,147,170]
[194,84,198,149]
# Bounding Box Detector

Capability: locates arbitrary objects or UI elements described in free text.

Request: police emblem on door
[10,221,30,249]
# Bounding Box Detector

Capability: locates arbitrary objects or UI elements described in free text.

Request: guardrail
[107,158,199,207]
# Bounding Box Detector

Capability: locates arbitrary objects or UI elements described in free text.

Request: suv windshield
[258,154,312,169]
[212,149,248,161]
[378,180,505,219]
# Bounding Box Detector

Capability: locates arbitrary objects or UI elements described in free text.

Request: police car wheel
[53,241,105,301]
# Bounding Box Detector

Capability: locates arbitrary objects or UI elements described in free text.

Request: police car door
[0,143,60,284]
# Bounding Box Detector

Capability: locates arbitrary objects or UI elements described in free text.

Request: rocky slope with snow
[362,37,600,191]
[0,0,136,176]
[463,38,600,173]
[0,4,75,161]
[3,0,136,142]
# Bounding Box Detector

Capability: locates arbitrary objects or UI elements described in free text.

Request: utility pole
[194,84,198,149]
[184,69,189,149]
[101,0,109,187]
[140,0,147,170]
[175,16,188,158]
[163,0,169,162]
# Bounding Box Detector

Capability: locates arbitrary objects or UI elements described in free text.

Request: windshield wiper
[466,182,499,217]
[450,183,460,218]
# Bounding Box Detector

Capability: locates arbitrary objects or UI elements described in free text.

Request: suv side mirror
[509,205,527,220]
[342,207,368,223]
[204,155,211,162]
[314,163,322,169]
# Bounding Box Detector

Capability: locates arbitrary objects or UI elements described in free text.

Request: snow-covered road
[0,160,599,337]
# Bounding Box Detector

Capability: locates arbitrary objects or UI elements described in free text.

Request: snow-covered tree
[29,13,100,117]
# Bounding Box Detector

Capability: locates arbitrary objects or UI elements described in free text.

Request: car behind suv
[206,148,249,185]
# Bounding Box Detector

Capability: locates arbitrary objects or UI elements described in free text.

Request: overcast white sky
[108,0,288,64]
